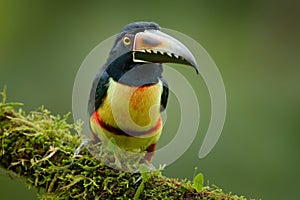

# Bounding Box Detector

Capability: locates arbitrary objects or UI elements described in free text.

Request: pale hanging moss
[0,88,249,200]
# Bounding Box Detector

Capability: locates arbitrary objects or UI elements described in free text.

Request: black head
[104,21,198,86]
[107,22,160,64]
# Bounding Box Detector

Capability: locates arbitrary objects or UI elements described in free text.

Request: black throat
[105,52,163,87]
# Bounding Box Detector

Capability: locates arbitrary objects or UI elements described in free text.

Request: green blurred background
[1,0,299,199]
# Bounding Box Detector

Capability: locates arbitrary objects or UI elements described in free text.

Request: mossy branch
[0,91,248,199]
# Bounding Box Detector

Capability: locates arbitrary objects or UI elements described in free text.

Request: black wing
[160,77,169,112]
[88,70,110,115]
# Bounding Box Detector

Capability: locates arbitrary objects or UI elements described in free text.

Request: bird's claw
[134,162,156,184]
[72,138,90,163]
[135,176,142,184]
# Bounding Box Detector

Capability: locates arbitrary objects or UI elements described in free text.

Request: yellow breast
[98,78,163,132]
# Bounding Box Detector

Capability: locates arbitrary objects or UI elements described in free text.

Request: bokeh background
[1,0,299,199]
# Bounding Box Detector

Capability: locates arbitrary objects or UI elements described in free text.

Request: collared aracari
[89,22,198,162]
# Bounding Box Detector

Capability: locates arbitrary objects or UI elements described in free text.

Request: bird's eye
[123,37,131,46]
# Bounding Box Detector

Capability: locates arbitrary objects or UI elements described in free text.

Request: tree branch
[0,91,247,199]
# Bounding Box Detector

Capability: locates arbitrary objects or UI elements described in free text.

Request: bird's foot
[72,138,90,162]
[134,162,157,184]
[133,162,156,173]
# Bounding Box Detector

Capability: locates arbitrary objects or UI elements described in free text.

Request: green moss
[0,90,249,199]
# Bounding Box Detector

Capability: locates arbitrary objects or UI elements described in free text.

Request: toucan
[88,22,198,163]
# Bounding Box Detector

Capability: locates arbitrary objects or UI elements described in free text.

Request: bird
[88,22,198,163]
